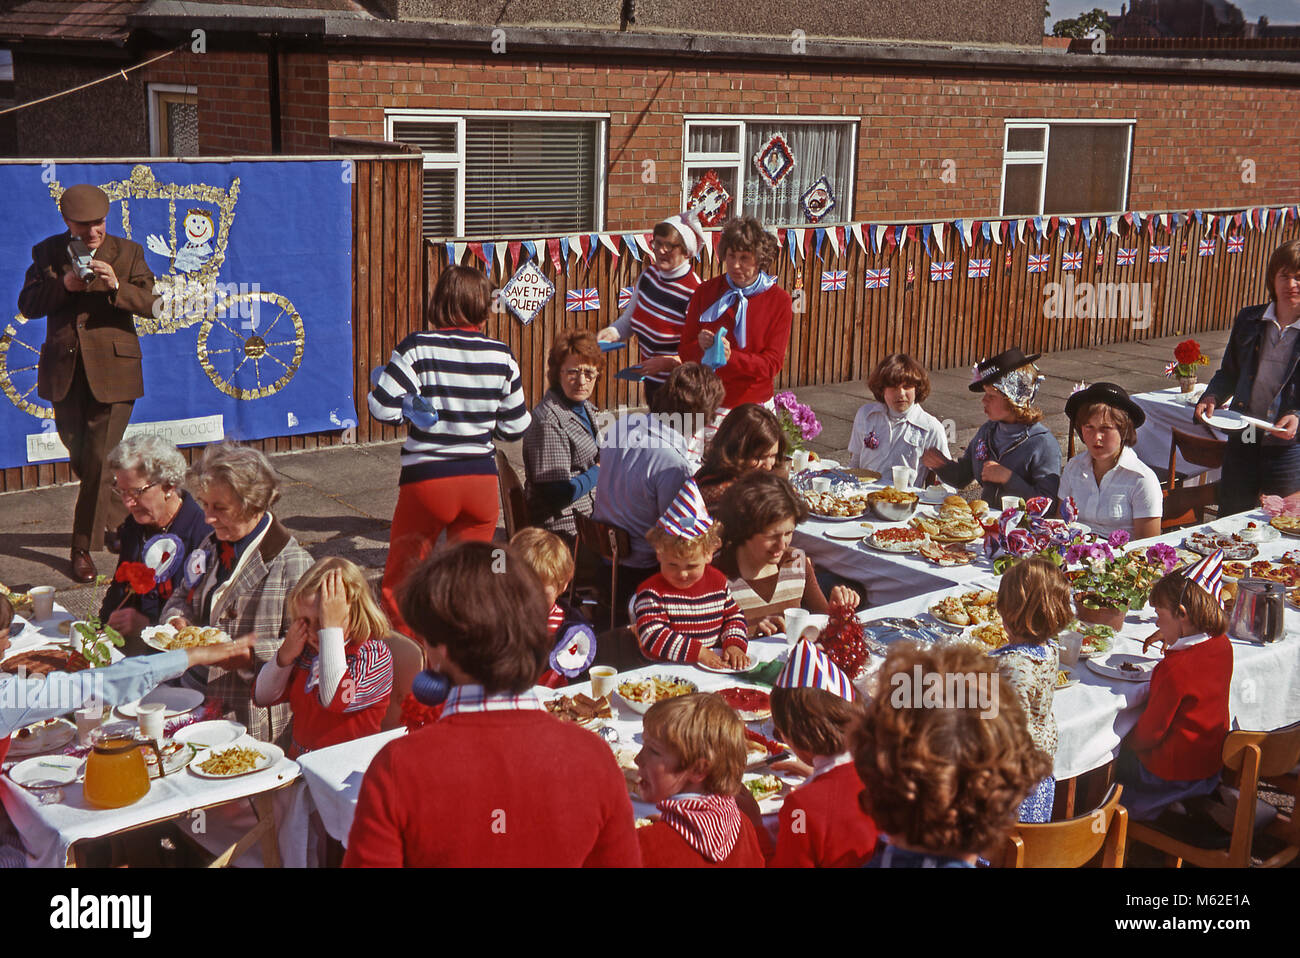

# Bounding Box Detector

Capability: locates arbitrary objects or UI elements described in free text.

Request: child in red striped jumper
[253,557,394,758]
[768,640,878,868]
[1117,551,1234,821]
[636,692,766,867]
[510,527,596,687]
[633,479,748,668]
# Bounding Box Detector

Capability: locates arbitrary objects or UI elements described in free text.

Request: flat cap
[59,184,109,222]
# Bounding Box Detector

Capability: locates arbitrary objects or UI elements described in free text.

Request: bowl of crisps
[868,486,920,522]
[615,674,698,715]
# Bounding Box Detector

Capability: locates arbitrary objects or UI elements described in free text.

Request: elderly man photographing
[18,184,160,582]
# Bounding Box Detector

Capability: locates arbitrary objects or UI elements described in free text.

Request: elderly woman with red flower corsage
[99,435,212,644]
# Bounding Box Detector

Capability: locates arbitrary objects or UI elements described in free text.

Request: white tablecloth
[1132,386,1222,483]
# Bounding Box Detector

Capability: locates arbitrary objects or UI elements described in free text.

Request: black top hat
[59,184,110,222]
[968,348,1043,392]
[1065,381,1146,429]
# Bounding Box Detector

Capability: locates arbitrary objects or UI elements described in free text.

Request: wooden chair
[591,626,652,672]
[1126,720,1300,868]
[1161,481,1220,531]
[573,514,634,632]
[998,784,1128,868]
[379,630,426,732]
[494,449,531,539]
[1165,427,1227,492]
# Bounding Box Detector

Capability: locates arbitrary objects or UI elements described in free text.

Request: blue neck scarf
[698,272,777,349]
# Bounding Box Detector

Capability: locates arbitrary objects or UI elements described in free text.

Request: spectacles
[111,481,158,502]
[563,367,600,382]
[651,240,684,254]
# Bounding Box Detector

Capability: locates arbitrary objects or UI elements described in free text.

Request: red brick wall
[280,52,331,154]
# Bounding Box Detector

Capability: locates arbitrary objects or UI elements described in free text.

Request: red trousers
[381,473,500,635]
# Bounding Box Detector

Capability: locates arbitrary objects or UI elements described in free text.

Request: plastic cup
[1002,495,1021,513]
[1058,631,1082,667]
[791,449,810,473]
[29,586,55,621]
[75,705,104,746]
[892,466,915,490]
[137,702,166,742]
[811,477,832,494]
[784,608,811,645]
[590,666,617,699]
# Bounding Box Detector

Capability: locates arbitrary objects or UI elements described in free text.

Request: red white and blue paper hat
[775,639,855,702]
[1184,549,1224,605]
[657,478,715,538]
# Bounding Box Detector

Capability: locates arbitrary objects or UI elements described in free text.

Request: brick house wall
[12,53,148,158]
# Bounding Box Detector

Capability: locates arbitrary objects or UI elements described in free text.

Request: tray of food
[0,647,91,676]
[615,675,698,715]
[969,621,1011,650]
[1211,519,1279,544]
[928,589,1001,627]
[910,512,985,544]
[864,526,929,553]
[1183,530,1258,560]
[801,490,872,520]
[189,742,281,778]
[1270,515,1300,537]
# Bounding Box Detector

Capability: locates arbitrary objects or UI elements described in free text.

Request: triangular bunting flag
[508,240,522,271]
[599,233,620,261]
[932,222,945,256]
[922,223,933,254]
[828,226,842,258]
[786,229,798,268]
[445,241,456,266]
[521,239,537,263]
[452,241,467,266]
[547,238,563,273]
[559,236,571,271]
[851,223,866,255]
[494,242,506,276]
[874,224,887,255]
[814,227,826,260]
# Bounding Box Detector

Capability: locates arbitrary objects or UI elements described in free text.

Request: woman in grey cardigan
[923,349,1062,505]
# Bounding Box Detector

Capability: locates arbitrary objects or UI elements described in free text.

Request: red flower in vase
[114,561,157,596]
[1173,339,1205,366]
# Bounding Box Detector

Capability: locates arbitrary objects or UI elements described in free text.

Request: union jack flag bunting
[1198,238,1216,257]
[1116,248,1137,266]
[865,268,890,289]
[618,286,633,309]
[565,288,600,311]
[930,261,954,282]
[1149,245,1170,263]
[1227,235,1245,254]
[967,258,991,278]
[1027,253,1050,273]
[821,270,847,291]
[1062,252,1083,271]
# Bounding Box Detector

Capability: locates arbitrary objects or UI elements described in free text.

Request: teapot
[1226,577,1287,645]
[83,722,165,809]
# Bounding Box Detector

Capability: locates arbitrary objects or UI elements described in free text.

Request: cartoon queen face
[183,210,215,247]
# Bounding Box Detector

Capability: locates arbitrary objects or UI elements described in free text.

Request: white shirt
[1058,447,1162,536]
[848,401,951,477]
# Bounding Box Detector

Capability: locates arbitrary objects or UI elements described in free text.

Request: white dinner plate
[172,720,246,749]
[696,655,755,674]
[1086,653,1158,682]
[1212,521,1281,544]
[1201,409,1277,433]
[145,740,196,779]
[6,717,76,758]
[8,756,83,790]
[824,523,874,541]
[188,741,283,779]
[117,686,205,718]
[139,624,178,652]
[743,772,799,815]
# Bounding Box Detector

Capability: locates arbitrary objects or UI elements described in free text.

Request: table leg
[207,796,280,868]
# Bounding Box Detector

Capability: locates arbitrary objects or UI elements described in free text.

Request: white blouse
[848,401,951,477]
[1058,447,1162,536]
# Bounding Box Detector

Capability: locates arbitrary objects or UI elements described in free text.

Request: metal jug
[1226,577,1287,644]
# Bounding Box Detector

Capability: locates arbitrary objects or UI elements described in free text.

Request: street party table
[1131,385,1221,484]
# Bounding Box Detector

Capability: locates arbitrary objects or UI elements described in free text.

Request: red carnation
[114,561,157,596]
[1173,339,1202,365]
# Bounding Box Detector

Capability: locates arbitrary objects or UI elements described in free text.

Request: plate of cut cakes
[916,540,976,566]
[1183,530,1258,561]
[544,692,614,729]
[928,589,1001,628]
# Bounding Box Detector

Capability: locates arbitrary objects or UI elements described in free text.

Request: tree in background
[1052,7,1113,37]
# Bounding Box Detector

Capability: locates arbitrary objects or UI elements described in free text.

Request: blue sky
[1048,0,1300,26]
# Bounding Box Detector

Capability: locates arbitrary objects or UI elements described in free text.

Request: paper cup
[137,702,166,742]
[29,586,55,621]
[1001,495,1021,513]
[1058,632,1082,668]
[75,705,104,746]
[590,666,617,699]
[791,449,810,473]
[892,466,915,490]
[784,608,812,646]
[811,477,832,494]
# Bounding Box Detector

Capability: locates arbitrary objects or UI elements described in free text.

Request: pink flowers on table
[774,391,822,451]
[1144,542,1180,574]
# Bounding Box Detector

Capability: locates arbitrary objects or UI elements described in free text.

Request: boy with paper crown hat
[1116,549,1234,821]
[767,639,879,867]
[632,478,748,668]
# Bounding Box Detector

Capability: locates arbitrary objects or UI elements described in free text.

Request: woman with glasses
[523,331,604,541]
[693,403,788,512]
[98,435,211,641]
[597,210,706,404]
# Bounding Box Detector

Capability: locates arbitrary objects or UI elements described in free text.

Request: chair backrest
[574,513,633,562]
[1171,428,1227,471]
[494,449,531,539]
[1161,482,1219,531]
[1000,784,1127,868]
[379,630,426,732]
[1223,719,1300,777]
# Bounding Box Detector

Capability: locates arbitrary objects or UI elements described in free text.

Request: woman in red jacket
[679,217,792,413]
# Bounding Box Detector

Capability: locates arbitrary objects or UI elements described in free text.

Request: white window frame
[1000,118,1135,217]
[682,114,860,224]
[385,108,609,238]
[147,83,197,157]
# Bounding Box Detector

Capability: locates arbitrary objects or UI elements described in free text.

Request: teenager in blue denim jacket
[1196,241,1300,516]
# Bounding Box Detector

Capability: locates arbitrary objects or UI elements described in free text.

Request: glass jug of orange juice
[83,722,164,809]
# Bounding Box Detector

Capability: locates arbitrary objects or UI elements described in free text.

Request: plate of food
[1073,623,1115,659]
[140,623,232,652]
[742,772,792,813]
[7,717,76,758]
[1213,520,1279,544]
[801,490,872,521]
[117,685,205,718]
[696,654,755,674]
[1054,668,1078,690]
[824,522,874,541]
[188,742,282,779]
[0,647,91,676]
[867,486,920,522]
[916,540,976,566]
[1086,653,1157,682]
[615,675,698,715]
[544,692,613,728]
[969,621,1010,650]
[7,756,83,790]
[928,589,1001,627]
[145,739,195,778]
[0,588,33,618]
[910,513,984,544]
[1270,515,1300,538]
[717,686,772,722]
[744,728,786,766]
[1183,530,1258,561]
[864,526,929,554]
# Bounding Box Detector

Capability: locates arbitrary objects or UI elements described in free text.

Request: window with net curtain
[685,121,856,225]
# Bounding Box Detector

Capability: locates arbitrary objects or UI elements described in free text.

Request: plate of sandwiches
[544,692,614,729]
[928,589,1001,628]
[916,540,977,566]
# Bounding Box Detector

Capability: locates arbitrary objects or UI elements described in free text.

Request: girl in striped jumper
[597,211,705,403]
[368,266,531,632]
[633,479,749,668]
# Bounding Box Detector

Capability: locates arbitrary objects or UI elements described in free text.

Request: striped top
[368,327,531,481]
[612,262,702,383]
[718,549,813,632]
[632,566,748,664]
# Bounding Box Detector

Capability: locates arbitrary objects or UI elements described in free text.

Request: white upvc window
[147,83,198,157]
[386,109,608,240]
[1001,119,1135,216]
[682,115,859,226]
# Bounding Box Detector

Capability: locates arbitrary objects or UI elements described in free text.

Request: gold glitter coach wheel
[196,290,305,400]
[0,313,54,419]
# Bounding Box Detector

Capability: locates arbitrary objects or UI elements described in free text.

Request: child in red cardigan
[633,479,748,667]
[768,640,878,867]
[636,692,766,867]
[1117,553,1234,821]
[344,541,640,867]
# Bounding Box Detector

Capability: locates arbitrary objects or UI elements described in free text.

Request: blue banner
[0,160,354,469]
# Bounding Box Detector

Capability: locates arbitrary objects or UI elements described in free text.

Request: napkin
[740,657,787,688]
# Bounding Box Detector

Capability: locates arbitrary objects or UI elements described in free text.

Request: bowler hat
[968,348,1042,392]
[1065,382,1146,429]
[59,184,109,222]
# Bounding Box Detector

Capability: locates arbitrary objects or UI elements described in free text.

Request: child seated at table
[344,541,640,867]
[633,479,749,668]
[635,692,766,867]
[768,639,877,867]
[252,557,394,758]
[510,527,596,687]
[849,353,951,482]
[991,556,1074,822]
[852,641,1050,867]
[1116,551,1233,821]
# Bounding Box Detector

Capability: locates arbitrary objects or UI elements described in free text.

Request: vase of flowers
[773,391,822,452]
[1066,534,1178,627]
[1165,339,1210,393]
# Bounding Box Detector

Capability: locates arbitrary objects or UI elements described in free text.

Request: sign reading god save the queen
[500,260,555,325]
